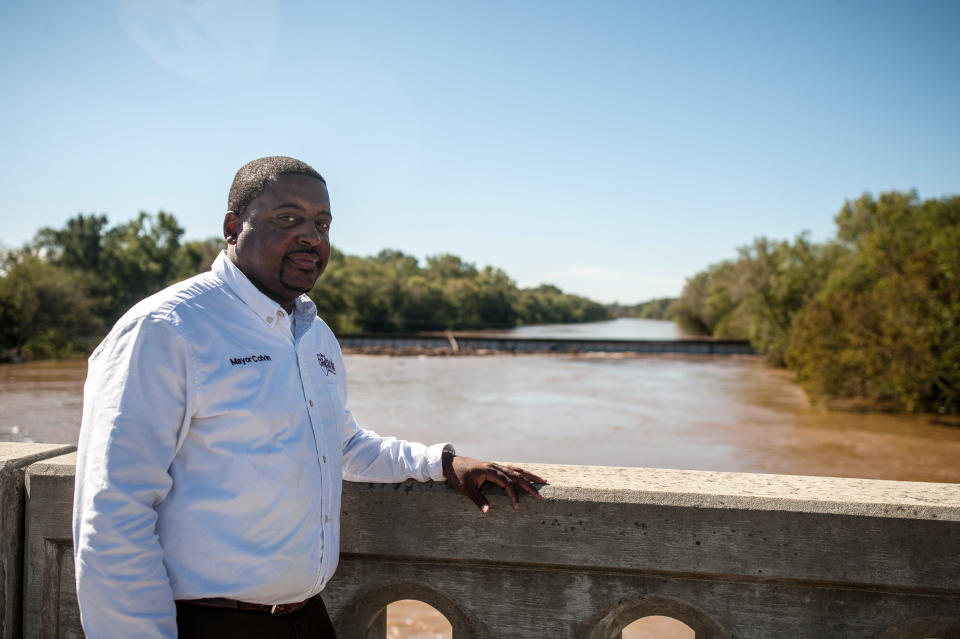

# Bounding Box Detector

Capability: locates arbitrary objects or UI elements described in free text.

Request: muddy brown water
[3,355,958,482]
[3,321,958,637]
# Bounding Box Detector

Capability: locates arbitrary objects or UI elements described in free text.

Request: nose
[297,224,327,248]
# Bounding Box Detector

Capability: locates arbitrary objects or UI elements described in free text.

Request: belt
[178,596,312,616]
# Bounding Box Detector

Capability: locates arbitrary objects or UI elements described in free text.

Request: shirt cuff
[426,443,455,482]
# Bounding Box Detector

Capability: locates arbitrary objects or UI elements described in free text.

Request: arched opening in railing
[333,582,479,638]
[585,594,726,639]
[621,615,695,638]
[387,599,452,638]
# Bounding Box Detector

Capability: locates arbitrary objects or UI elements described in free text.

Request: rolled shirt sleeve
[325,339,452,484]
[340,406,452,483]
[73,314,192,639]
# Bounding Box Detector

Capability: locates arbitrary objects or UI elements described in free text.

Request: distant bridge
[337,333,756,355]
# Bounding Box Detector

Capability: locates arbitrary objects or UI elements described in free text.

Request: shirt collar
[212,252,317,331]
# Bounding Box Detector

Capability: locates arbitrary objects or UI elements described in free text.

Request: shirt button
[266,316,273,323]
[278,310,284,318]
[309,400,314,407]
[322,455,327,463]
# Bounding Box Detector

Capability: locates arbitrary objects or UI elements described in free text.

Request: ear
[223,211,240,244]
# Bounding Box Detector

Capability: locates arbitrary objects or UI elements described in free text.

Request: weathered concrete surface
[335,464,960,590]
[327,558,960,639]
[22,452,78,639]
[13,451,960,639]
[328,464,960,638]
[0,443,74,639]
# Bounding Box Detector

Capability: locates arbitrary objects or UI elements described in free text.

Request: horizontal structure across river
[338,334,756,355]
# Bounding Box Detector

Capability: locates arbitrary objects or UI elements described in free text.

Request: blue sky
[1,1,957,304]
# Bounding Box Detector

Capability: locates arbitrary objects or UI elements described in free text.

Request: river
[3,319,958,483]
[3,319,958,638]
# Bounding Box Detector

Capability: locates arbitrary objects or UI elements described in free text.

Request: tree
[32,213,110,272]
[100,211,185,315]
[33,211,192,325]
[0,252,101,360]
[171,237,225,282]
[787,192,960,413]
[10,210,619,357]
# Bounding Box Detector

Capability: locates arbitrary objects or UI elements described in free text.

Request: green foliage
[515,284,607,325]
[170,238,225,282]
[4,211,610,359]
[607,297,676,320]
[29,211,219,326]
[0,253,101,360]
[1,211,223,360]
[786,192,960,414]
[676,191,960,413]
[672,234,845,365]
[311,250,603,332]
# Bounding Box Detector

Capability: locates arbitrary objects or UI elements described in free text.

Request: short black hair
[228,156,326,216]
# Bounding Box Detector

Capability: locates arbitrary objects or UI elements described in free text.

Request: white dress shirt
[73,252,451,639]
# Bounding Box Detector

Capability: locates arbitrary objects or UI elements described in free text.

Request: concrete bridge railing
[3,441,960,638]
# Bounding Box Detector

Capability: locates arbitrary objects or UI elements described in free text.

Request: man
[73,156,545,639]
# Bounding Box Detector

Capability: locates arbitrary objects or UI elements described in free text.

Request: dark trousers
[176,594,338,639]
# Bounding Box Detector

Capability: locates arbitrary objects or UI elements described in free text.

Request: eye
[274,214,298,227]
[316,220,331,233]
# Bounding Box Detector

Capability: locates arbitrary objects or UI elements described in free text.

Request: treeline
[607,297,676,320]
[312,249,608,334]
[672,191,960,414]
[0,212,223,360]
[0,212,609,360]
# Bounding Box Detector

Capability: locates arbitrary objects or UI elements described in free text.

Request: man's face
[224,173,332,311]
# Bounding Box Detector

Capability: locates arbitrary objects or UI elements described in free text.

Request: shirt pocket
[319,377,346,440]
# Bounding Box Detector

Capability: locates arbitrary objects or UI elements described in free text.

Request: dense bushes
[673,191,960,413]
[0,212,609,360]
[787,192,960,413]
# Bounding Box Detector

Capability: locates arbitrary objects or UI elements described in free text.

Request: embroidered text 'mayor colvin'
[229,354,272,366]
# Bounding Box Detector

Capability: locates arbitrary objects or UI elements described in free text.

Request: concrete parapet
[327,464,960,638]
[21,452,77,639]
[0,443,74,639]
[7,444,960,638]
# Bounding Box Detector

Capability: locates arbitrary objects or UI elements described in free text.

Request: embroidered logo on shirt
[229,354,272,366]
[316,352,336,376]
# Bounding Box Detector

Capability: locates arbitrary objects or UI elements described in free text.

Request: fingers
[449,456,548,513]
[464,482,491,514]
[502,464,548,486]
[479,464,543,510]
[522,470,549,485]
[496,467,543,502]
[502,480,520,510]
[517,478,543,500]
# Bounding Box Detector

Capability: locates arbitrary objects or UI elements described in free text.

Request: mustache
[285,249,324,259]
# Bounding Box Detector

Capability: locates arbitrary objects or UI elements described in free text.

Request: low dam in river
[338,334,756,355]
[3,442,959,638]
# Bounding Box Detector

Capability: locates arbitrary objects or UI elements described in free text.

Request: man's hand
[442,450,547,513]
